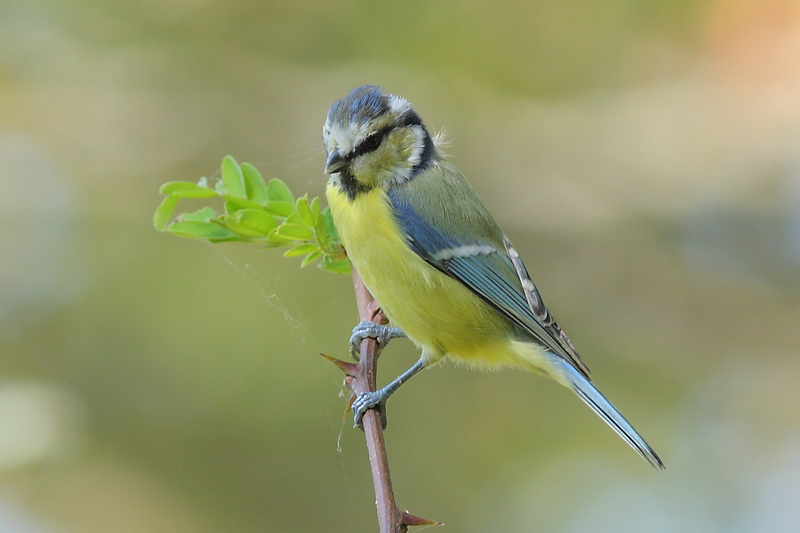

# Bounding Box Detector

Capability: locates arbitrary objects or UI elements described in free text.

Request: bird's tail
[557,360,665,469]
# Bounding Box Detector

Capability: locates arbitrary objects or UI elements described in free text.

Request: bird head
[323,85,436,196]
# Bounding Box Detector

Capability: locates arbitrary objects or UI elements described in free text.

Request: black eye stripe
[348,110,425,161]
[361,132,382,151]
[351,125,393,159]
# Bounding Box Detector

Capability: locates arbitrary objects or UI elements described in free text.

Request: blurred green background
[3,0,800,531]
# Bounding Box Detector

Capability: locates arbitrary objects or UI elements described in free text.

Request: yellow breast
[326,183,517,367]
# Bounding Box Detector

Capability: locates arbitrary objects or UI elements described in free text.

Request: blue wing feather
[388,188,590,376]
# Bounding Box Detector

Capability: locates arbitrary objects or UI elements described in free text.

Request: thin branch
[323,270,439,532]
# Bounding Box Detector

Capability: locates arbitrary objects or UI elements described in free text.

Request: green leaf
[320,207,341,243]
[223,215,253,237]
[222,195,262,212]
[159,181,217,199]
[234,209,277,235]
[283,243,319,257]
[265,201,295,217]
[300,251,322,267]
[223,220,270,239]
[155,157,350,274]
[241,163,269,205]
[167,221,237,240]
[295,196,314,227]
[221,155,246,198]
[310,196,321,220]
[153,195,179,230]
[267,178,293,204]
[180,206,217,223]
[321,255,351,274]
[267,229,298,243]
[178,189,218,199]
[276,223,314,240]
[160,181,201,194]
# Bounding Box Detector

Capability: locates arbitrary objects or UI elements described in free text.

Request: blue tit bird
[323,85,664,469]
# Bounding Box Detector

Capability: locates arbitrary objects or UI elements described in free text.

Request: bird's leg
[349,320,405,360]
[353,357,426,429]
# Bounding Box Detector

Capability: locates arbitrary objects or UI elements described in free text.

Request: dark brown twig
[323,270,439,532]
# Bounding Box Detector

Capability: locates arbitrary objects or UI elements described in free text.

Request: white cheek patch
[407,125,425,168]
[385,125,428,187]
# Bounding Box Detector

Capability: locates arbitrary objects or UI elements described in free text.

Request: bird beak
[324,150,346,174]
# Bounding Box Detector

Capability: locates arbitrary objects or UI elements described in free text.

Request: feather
[559,360,664,468]
[388,175,590,377]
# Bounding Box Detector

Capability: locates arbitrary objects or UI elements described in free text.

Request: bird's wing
[388,185,590,377]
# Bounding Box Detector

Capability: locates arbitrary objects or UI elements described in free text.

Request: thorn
[400,510,442,527]
[321,353,358,376]
[322,355,359,422]
[339,391,355,422]
[368,304,387,324]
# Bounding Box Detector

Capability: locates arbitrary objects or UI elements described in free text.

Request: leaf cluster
[153,156,349,274]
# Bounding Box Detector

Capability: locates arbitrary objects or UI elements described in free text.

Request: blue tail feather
[558,360,664,469]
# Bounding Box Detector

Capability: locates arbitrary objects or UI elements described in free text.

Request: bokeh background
[2,0,800,531]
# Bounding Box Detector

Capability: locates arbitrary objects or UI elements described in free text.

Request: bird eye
[361,133,382,152]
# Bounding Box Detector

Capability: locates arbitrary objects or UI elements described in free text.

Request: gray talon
[350,358,426,430]
[352,391,388,429]
[349,320,405,359]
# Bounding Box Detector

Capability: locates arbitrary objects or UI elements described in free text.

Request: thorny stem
[324,270,438,532]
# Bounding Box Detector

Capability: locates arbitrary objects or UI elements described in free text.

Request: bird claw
[352,390,388,430]
[349,320,405,359]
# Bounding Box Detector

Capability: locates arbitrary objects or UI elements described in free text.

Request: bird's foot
[349,320,405,359]
[352,389,389,430]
